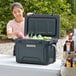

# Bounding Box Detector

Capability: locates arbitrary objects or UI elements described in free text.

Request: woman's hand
[16,32,29,39]
[24,34,29,39]
[16,32,25,39]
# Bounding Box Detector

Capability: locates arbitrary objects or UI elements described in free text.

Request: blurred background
[0,0,76,39]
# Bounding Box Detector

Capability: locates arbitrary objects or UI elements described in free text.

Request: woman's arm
[7,30,17,39]
[7,31,29,39]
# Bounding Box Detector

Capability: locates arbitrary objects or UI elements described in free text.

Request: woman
[7,2,33,55]
[7,2,33,39]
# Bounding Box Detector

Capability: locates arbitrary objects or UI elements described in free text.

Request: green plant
[0,34,8,39]
[60,29,67,37]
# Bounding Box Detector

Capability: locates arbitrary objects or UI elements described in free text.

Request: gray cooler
[15,14,60,65]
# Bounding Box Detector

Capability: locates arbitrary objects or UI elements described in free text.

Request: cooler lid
[24,14,60,38]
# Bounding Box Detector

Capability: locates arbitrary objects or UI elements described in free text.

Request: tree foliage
[0,0,76,38]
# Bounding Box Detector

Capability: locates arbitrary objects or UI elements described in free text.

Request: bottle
[63,33,74,66]
[64,33,74,52]
[72,51,76,68]
[32,34,38,39]
[65,51,72,67]
[63,40,71,61]
[67,33,74,52]
[29,33,33,39]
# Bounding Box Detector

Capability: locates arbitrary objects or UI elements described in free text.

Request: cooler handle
[49,38,58,44]
[49,44,56,62]
[51,44,57,51]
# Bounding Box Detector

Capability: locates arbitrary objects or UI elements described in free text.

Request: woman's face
[12,6,24,19]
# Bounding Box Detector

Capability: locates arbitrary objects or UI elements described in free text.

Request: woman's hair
[11,2,24,11]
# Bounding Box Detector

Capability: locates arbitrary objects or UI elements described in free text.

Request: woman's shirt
[7,19,24,39]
